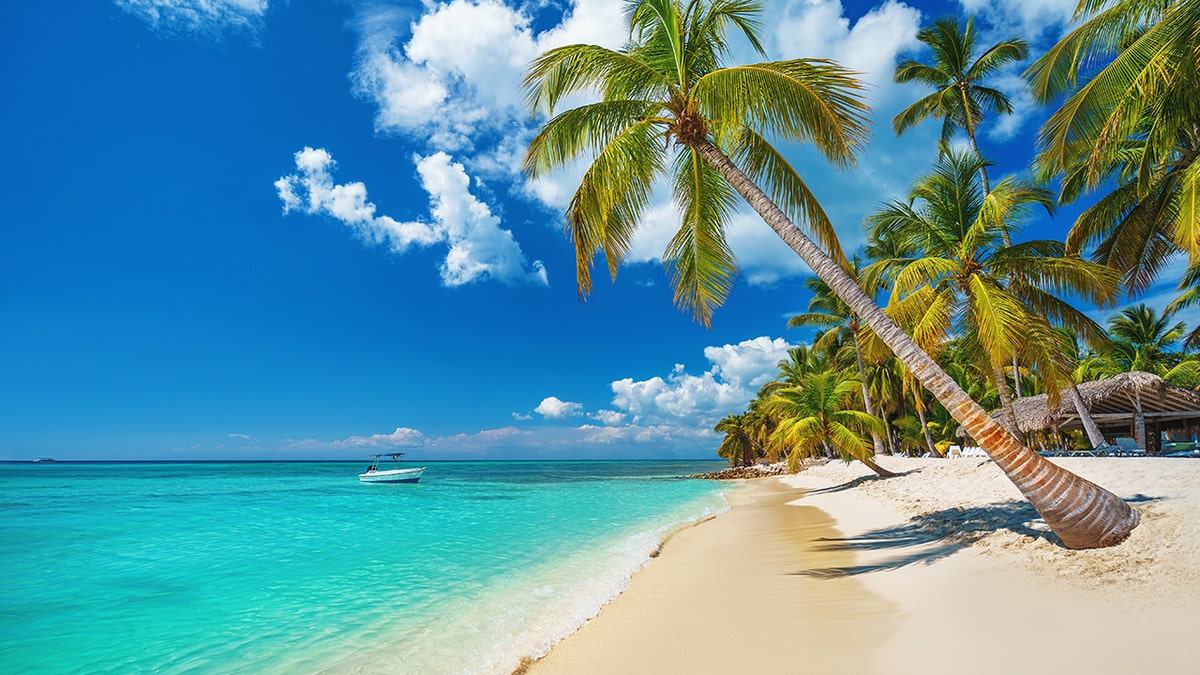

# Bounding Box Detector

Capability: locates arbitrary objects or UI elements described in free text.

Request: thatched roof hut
[978,371,1200,452]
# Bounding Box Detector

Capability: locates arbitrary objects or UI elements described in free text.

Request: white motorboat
[359,453,426,483]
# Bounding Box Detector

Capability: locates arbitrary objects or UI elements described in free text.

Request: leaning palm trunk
[1069,382,1106,449]
[696,140,1138,549]
[851,329,888,458]
[862,455,897,478]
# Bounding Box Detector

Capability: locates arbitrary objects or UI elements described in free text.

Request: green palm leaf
[666,146,739,325]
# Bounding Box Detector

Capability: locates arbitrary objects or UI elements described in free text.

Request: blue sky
[1,0,1189,461]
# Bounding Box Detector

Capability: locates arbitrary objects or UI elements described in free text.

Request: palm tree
[763,345,832,395]
[1109,303,1186,361]
[788,268,887,457]
[715,412,756,466]
[892,15,1029,243]
[766,370,893,476]
[1073,304,1199,386]
[524,0,1137,548]
[1054,327,1110,449]
[865,148,1119,437]
[1026,0,1200,291]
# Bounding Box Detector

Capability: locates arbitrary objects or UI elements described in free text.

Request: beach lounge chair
[1113,437,1147,456]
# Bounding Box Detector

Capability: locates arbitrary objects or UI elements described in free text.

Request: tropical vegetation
[519,0,1200,549]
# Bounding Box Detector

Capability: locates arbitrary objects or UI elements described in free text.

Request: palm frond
[524,100,664,178]
[966,275,1033,365]
[523,44,670,115]
[665,145,740,326]
[693,59,870,167]
[567,120,667,296]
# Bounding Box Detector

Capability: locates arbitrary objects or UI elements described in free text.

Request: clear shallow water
[0,460,729,673]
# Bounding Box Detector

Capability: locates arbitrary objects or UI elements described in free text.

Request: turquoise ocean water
[0,460,730,673]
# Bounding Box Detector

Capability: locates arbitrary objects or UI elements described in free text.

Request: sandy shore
[527,457,1200,674]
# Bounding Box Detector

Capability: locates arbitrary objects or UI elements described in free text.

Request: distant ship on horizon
[32,457,57,463]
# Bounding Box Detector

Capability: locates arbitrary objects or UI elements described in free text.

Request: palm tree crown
[892,16,1029,146]
[523,0,869,326]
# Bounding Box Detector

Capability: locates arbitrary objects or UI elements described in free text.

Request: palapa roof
[995,371,1200,434]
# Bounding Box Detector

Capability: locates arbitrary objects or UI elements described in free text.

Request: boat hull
[358,467,426,483]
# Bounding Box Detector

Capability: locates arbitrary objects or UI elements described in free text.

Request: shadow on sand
[801,469,923,497]
[792,487,1161,579]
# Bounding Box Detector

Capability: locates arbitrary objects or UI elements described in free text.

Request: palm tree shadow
[804,469,922,496]
[792,494,1161,578]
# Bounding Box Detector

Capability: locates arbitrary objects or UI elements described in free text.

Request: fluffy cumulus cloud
[351,0,625,154]
[591,409,626,426]
[113,0,269,36]
[329,427,427,449]
[534,396,583,419]
[610,336,794,427]
[276,146,547,287]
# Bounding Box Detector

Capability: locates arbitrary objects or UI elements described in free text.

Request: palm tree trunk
[992,363,1022,438]
[965,128,1012,248]
[851,327,887,459]
[915,398,940,456]
[880,408,898,455]
[1068,383,1106,449]
[696,141,1138,549]
[860,454,897,478]
[1012,355,1023,398]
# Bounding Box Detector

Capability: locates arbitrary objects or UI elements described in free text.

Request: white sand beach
[528,457,1200,674]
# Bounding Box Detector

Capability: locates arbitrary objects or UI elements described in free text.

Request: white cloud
[276,147,547,287]
[955,0,1075,43]
[351,0,626,154]
[535,396,583,419]
[330,427,426,449]
[592,409,626,426]
[575,423,712,445]
[771,0,922,99]
[227,433,251,439]
[609,336,795,427]
[276,147,439,253]
[418,152,550,286]
[985,71,1037,142]
[427,426,531,451]
[113,0,269,36]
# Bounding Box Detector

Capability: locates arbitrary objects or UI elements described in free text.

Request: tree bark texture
[1068,382,1106,449]
[696,141,1139,549]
